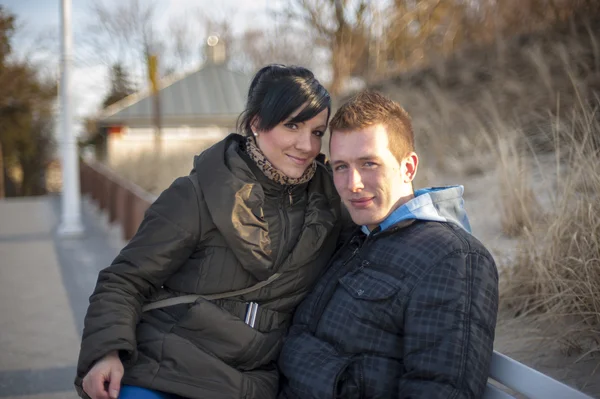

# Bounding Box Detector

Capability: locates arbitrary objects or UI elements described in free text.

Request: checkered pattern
[279,221,499,399]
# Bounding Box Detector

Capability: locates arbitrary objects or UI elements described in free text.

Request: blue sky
[4,0,62,29]
[2,0,270,126]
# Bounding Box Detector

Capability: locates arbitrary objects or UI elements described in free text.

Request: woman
[75,65,343,399]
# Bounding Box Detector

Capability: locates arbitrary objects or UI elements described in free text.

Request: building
[95,38,251,166]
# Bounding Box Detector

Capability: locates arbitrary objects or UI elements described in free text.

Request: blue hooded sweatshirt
[361,185,472,235]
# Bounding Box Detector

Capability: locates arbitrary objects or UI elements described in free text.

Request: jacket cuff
[77,325,137,379]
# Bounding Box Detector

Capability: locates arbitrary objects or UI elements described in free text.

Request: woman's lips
[287,154,309,165]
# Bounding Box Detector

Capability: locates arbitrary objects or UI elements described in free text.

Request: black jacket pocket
[338,266,402,332]
[339,267,400,300]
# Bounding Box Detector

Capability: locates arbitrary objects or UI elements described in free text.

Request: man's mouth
[348,197,374,209]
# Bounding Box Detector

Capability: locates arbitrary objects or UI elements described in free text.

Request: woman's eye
[313,130,324,137]
[284,123,298,130]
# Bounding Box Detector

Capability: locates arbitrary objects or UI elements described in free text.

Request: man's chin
[347,211,387,230]
[348,213,375,228]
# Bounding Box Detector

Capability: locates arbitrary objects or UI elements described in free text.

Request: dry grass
[494,131,539,237]
[500,101,600,355]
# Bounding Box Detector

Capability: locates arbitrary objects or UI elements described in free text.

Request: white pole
[58,0,83,237]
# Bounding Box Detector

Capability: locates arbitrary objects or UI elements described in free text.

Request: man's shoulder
[382,220,467,251]
[410,222,497,275]
[440,222,491,253]
[371,221,495,275]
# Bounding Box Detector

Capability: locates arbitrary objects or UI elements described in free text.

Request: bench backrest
[483,351,593,399]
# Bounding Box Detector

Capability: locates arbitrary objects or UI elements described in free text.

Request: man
[278,91,499,399]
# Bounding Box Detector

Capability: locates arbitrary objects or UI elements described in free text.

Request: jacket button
[357,289,364,296]
[361,260,369,267]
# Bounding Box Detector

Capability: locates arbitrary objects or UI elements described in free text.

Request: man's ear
[403,152,419,183]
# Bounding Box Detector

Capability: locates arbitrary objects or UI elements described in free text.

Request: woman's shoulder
[309,154,341,207]
[315,153,334,176]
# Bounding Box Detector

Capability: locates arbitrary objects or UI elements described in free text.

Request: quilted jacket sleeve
[75,176,200,381]
[398,250,499,399]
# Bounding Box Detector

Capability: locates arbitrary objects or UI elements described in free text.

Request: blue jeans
[118,385,185,399]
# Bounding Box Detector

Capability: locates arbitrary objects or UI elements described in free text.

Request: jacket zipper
[309,235,364,332]
[358,360,365,399]
[274,186,290,267]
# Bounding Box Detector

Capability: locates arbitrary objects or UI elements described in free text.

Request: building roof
[98,63,251,127]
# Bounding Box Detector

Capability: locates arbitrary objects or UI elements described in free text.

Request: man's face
[330,124,417,230]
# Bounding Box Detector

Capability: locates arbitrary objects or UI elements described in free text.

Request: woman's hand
[82,351,124,399]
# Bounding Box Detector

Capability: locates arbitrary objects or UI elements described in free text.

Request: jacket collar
[193,134,340,280]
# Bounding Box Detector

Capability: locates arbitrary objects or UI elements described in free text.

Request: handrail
[80,158,158,240]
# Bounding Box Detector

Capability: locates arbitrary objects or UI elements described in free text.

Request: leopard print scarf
[244,136,317,185]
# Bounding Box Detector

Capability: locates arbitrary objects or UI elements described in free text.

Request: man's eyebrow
[331,155,380,165]
[358,155,381,161]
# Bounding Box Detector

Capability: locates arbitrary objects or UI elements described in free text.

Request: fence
[80,159,157,241]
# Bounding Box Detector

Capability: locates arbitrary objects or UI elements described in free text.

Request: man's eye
[334,165,347,172]
[285,123,298,130]
[313,130,324,137]
[364,162,377,168]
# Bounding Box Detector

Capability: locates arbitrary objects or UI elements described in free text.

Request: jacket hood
[362,185,472,235]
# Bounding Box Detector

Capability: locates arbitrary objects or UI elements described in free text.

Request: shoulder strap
[142,272,282,312]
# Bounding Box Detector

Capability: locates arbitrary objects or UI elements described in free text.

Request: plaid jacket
[278,220,499,399]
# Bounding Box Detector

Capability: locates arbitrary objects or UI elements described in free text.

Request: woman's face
[254,106,329,178]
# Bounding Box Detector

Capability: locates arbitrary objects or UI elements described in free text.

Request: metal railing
[80,159,157,241]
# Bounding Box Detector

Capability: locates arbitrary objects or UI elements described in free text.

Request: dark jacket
[75,134,342,399]
[279,186,499,399]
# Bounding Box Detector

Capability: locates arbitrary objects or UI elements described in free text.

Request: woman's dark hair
[237,64,331,136]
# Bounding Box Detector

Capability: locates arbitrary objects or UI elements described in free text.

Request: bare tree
[382,0,470,72]
[233,27,318,73]
[405,0,600,55]
[81,0,164,88]
[166,12,202,71]
[283,0,370,96]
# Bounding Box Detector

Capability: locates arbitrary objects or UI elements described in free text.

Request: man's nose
[348,168,364,192]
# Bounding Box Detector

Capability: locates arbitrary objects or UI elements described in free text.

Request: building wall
[107,126,231,167]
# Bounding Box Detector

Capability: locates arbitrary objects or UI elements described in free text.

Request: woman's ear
[250,116,260,135]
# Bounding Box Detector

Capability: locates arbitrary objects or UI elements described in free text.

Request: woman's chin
[281,166,307,179]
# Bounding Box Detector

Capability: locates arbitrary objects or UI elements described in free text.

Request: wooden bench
[484,351,593,399]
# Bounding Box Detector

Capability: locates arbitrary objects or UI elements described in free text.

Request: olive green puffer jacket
[75,134,342,399]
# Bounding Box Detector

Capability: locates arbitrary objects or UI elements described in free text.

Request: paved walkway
[0,196,123,398]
